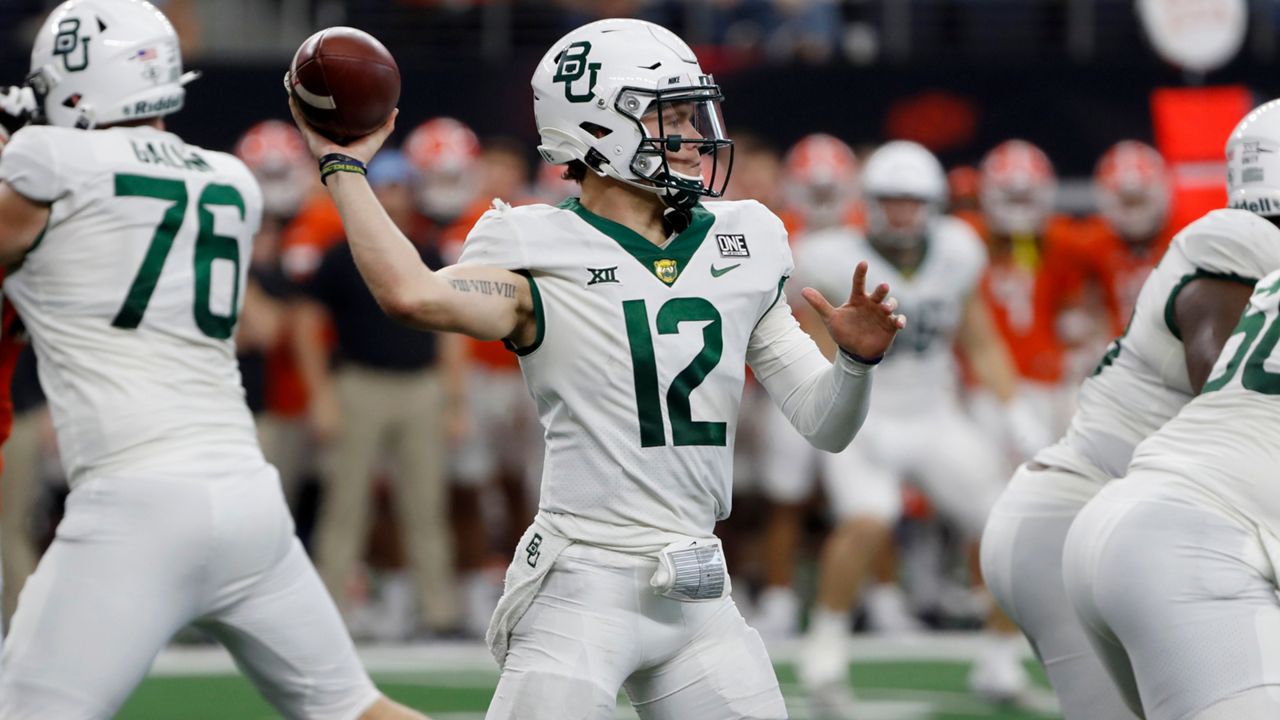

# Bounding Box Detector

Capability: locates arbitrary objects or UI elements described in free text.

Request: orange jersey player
[1070,141,1177,335]
[781,133,864,238]
[967,140,1082,385]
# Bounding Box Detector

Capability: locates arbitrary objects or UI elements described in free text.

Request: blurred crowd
[0,114,1185,646]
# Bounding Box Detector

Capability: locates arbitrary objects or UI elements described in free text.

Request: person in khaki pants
[294,149,466,635]
[1,349,49,630]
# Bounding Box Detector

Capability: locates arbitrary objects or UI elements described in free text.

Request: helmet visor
[618,82,734,204]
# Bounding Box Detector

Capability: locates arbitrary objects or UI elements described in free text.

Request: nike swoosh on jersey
[709,263,741,277]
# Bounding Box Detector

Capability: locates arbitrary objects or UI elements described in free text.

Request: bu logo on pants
[525,533,543,568]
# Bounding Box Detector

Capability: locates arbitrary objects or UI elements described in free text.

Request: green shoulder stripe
[1164,269,1257,341]
[504,270,545,357]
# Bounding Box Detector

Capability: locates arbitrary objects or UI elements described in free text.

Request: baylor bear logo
[553,41,601,103]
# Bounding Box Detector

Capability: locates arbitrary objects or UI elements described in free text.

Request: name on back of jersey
[129,138,213,173]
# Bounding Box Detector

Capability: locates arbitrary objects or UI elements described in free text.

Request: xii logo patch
[587,266,619,286]
[552,41,601,103]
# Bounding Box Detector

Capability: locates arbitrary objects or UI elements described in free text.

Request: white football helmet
[1227,98,1280,216]
[531,19,733,210]
[861,140,946,246]
[26,0,198,129]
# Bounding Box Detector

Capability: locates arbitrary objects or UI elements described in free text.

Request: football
[286,26,400,144]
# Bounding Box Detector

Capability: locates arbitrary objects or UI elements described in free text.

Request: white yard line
[148,632,1035,676]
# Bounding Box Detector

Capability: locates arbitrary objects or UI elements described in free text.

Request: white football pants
[0,465,378,720]
[486,542,787,720]
[1062,474,1280,720]
[981,463,1138,719]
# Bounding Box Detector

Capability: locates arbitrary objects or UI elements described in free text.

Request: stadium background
[0,1,1268,718]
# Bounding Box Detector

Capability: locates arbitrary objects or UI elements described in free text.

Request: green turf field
[117,639,1062,719]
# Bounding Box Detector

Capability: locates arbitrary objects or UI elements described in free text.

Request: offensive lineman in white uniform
[0,2,426,719]
[982,100,1280,720]
[1059,102,1280,720]
[779,142,1046,711]
[288,18,904,720]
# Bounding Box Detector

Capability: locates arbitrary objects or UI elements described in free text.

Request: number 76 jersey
[0,125,264,485]
[458,198,794,548]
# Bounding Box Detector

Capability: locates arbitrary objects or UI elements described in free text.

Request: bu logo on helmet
[53,18,89,72]
[552,41,601,103]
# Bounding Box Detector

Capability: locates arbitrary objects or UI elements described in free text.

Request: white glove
[1003,394,1053,461]
[0,86,36,121]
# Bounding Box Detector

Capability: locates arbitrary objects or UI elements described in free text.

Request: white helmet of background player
[980,139,1056,237]
[26,0,199,130]
[531,18,733,210]
[861,140,946,247]
[783,133,859,230]
[1094,140,1171,242]
[1227,98,1280,217]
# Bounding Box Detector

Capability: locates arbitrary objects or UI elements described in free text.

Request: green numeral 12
[113,174,244,339]
[623,297,726,448]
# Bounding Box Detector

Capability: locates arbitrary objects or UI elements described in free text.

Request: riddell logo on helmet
[1231,198,1278,214]
[123,95,182,116]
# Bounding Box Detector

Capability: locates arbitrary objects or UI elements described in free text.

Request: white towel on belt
[485,517,573,669]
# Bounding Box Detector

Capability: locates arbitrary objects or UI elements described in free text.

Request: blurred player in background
[441,137,545,638]
[787,141,1049,715]
[984,101,1280,720]
[782,132,863,236]
[528,159,579,206]
[290,17,905,719]
[754,132,864,642]
[964,140,1082,439]
[233,120,311,505]
[405,116,481,233]
[297,148,465,640]
[0,2,424,717]
[1079,140,1176,333]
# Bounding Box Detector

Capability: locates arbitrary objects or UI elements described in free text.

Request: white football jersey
[458,198,792,550]
[1035,209,1280,483]
[1128,267,1280,531]
[793,217,987,413]
[0,125,264,484]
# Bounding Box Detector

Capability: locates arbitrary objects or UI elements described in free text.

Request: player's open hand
[802,261,906,362]
[287,94,397,166]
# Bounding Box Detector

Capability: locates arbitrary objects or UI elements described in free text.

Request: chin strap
[662,206,692,235]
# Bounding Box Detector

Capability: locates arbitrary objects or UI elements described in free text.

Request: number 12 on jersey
[112,173,244,340]
[622,297,727,448]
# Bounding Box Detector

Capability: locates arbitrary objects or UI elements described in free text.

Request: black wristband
[840,347,883,366]
[318,153,367,185]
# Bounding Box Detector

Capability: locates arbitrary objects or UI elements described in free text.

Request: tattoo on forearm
[447,278,518,299]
